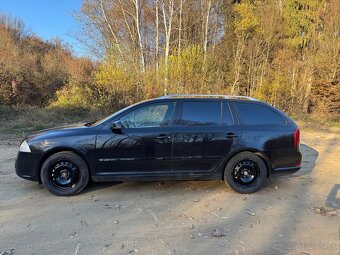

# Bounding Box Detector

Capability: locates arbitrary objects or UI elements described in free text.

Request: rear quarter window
[234,102,287,126]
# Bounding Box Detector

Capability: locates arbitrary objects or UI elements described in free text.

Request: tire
[40,151,90,196]
[224,152,267,194]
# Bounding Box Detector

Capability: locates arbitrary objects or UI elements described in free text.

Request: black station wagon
[16,95,302,196]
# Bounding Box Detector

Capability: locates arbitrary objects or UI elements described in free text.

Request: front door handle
[156,134,171,139]
[226,133,238,139]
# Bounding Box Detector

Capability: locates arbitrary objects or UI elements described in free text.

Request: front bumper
[15,151,43,182]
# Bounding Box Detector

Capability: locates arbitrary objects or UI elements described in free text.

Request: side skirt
[92,173,220,182]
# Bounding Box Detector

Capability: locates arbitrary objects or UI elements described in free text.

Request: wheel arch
[222,149,271,179]
[38,147,92,182]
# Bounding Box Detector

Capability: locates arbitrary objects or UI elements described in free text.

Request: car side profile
[16,95,302,196]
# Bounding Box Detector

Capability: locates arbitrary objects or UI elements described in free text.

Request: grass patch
[290,112,340,130]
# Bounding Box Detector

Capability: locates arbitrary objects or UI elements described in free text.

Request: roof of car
[157,94,259,101]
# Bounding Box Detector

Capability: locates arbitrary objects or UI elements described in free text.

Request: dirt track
[0,128,339,255]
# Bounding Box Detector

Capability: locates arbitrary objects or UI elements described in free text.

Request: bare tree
[99,0,125,60]
[155,0,160,75]
[160,0,175,94]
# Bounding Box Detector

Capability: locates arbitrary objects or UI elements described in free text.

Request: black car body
[16,95,302,195]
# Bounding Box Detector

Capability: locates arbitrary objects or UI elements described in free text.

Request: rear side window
[179,101,221,126]
[235,102,286,125]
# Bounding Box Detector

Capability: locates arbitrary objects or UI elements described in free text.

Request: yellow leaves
[155,45,222,94]
[168,46,205,79]
[94,62,137,93]
[254,75,292,109]
[52,84,92,109]
[283,0,324,49]
[234,3,260,37]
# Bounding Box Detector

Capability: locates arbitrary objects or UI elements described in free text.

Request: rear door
[171,100,240,174]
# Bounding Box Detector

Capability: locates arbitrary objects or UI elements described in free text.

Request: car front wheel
[40,151,90,196]
[224,152,267,194]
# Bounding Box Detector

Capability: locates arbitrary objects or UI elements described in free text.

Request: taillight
[294,128,300,147]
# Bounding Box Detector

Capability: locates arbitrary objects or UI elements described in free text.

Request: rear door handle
[156,134,171,139]
[226,133,238,139]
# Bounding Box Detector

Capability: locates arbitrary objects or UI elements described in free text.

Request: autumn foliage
[0,0,339,119]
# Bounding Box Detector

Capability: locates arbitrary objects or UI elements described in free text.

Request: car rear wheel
[40,151,89,196]
[224,152,267,194]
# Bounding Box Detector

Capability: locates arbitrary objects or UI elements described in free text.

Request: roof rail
[158,94,258,101]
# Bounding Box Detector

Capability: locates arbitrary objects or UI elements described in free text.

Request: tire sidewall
[41,152,89,196]
[224,152,267,194]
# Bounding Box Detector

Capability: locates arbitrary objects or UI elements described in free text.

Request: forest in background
[0,0,339,125]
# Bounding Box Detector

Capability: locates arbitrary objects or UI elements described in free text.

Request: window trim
[222,102,235,126]
[175,100,223,127]
[119,101,177,129]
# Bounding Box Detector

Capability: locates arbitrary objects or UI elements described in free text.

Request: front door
[95,101,176,176]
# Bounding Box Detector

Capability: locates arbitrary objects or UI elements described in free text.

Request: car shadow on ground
[83,181,123,194]
[267,143,318,186]
[326,184,340,209]
[82,179,225,195]
[296,143,319,176]
[11,142,332,254]
[188,143,323,255]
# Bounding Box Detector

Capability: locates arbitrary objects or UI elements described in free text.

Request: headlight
[19,140,31,153]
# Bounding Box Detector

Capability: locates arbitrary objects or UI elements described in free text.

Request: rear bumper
[269,148,302,176]
[15,151,43,182]
[271,165,301,176]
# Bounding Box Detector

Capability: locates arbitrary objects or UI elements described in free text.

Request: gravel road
[0,128,339,255]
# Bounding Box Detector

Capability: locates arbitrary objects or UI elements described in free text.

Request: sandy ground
[0,128,339,255]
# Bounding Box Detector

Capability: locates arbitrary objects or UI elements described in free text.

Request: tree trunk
[161,0,174,95]
[231,37,245,95]
[203,0,211,64]
[178,0,183,54]
[155,0,159,77]
[99,0,124,61]
[133,0,146,73]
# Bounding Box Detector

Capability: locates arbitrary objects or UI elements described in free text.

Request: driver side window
[120,102,175,128]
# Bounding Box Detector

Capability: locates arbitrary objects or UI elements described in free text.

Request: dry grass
[291,113,340,130]
[0,106,105,137]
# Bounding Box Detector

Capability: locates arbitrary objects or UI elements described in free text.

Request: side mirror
[111,120,123,133]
